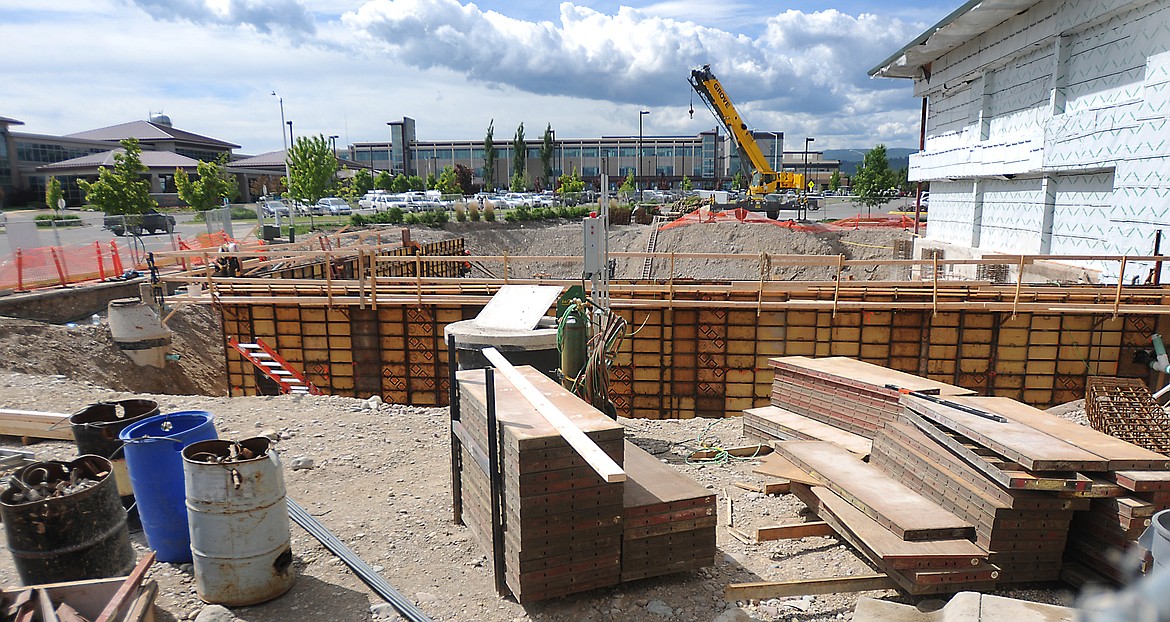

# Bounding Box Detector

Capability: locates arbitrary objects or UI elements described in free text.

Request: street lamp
[803,137,815,194]
[637,110,650,202]
[271,91,290,199]
[286,121,294,149]
[328,135,339,183]
[385,122,394,177]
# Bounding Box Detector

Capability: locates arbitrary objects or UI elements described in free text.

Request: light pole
[328,135,339,184]
[637,110,650,202]
[271,91,290,200]
[385,122,394,178]
[803,137,815,194]
[287,121,294,149]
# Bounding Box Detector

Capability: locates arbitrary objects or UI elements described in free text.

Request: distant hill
[823,148,917,176]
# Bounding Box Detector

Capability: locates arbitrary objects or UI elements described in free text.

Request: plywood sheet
[745,406,872,456]
[776,441,975,541]
[903,396,1108,472]
[473,284,561,330]
[770,356,975,396]
[945,396,1170,471]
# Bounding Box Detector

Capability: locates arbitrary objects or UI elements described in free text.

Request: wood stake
[754,521,835,542]
[726,575,896,601]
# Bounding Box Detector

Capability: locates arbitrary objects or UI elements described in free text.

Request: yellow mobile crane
[688,64,804,201]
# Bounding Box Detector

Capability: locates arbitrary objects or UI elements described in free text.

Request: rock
[759,605,779,617]
[370,602,397,619]
[366,395,383,410]
[780,599,810,611]
[646,600,673,617]
[415,591,438,604]
[194,605,236,622]
[259,428,280,441]
[290,457,315,470]
[711,609,753,622]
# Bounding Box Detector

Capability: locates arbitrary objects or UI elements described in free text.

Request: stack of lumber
[0,408,72,441]
[743,405,871,457]
[620,441,717,582]
[767,357,974,438]
[455,366,626,602]
[754,356,1170,591]
[773,441,999,594]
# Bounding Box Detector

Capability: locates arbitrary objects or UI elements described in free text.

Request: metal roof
[65,120,240,149]
[0,115,24,126]
[36,148,200,173]
[869,0,1044,79]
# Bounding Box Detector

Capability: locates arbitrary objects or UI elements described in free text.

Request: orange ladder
[228,337,320,395]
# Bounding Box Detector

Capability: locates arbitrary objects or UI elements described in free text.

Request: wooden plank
[775,441,975,541]
[903,396,1109,472]
[744,406,872,456]
[754,521,836,541]
[734,481,790,495]
[752,453,822,485]
[95,552,155,622]
[812,487,987,567]
[624,442,715,508]
[479,349,625,483]
[945,396,1170,471]
[0,409,73,441]
[769,356,974,396]
[725,575,896,600]
[688,444,772,461]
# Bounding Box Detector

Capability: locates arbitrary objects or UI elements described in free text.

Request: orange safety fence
[658,207,925,233]
[0,230,239,292]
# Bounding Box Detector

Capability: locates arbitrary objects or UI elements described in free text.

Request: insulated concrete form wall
[220,296,1166,418]
[910,0,1170,281]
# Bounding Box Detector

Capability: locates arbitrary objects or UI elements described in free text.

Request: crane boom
[688,64,803,198]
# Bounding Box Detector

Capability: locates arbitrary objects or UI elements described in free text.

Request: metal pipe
[1154,334,1169,368]
[286,498,432,622]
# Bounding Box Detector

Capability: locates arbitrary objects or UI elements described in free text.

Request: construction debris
[1086,377,1170,455]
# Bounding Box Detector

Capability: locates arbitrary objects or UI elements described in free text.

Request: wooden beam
[95,552,155,622]
[733,481,790,495]
[0,409,72,441]
[480,347,625,483]
[725,574,896,600]
[755,521,836,542]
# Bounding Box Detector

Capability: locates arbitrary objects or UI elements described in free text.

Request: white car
[358,192,384,210]
[316,197,352,215]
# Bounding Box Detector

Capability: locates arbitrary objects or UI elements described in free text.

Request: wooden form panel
[220,287,1166,413]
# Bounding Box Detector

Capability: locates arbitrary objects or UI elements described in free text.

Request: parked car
[358,191,385,210]
[104,209,176,236]
[261,200,289,216]
[316,197,352,215]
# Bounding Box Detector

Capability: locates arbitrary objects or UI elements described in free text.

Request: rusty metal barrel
[0,455,136,585]
[69,398,160,509]
[183,437,294,605]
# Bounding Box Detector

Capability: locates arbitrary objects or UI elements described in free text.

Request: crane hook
[688,90,695,119]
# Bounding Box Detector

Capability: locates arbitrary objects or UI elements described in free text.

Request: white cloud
[126,0,317,35]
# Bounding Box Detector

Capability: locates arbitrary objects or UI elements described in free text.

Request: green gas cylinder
[559,306,587,388]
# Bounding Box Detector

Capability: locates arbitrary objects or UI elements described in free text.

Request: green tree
[45,176,63,214]
[175,154,236,211]
[731,170,746,191]
[286,134,338,206]
[407,175,425,191]
[618,171,635,194]
[557,167,585,194]
[426,172,438,190]
[539,123,555,189]
[352,169,374,195]
[483,120,497,191]
[375,171,393,191]
[828,170,841,193]
[454,164,474,195]
[681,175,693,192]
[436,166,460,195]
[510,171,526,192]
[512,122,526,185]
[852,144,898,208]
[391,174,410,193]
[78,138,157,217]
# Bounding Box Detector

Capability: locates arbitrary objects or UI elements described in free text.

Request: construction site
[4,0,1170,619]
[0,205,1166,622]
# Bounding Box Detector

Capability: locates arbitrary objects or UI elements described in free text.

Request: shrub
[404,213,420,225]
[484,202,496,222]
[350,213,369,226]
[556,206,572,219]
[469,202,481,222]
[34,214,82,227]
[386,207,404,224]
[454,202,466,222]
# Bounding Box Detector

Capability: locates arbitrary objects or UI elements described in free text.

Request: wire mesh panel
[1085,377,1170,455]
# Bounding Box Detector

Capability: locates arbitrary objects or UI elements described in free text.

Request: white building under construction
[872,0,1170,283]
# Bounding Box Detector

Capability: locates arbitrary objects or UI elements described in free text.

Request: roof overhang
[869,0,1045,79]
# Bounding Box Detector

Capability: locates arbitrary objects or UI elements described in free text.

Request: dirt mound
[0,304,226,396]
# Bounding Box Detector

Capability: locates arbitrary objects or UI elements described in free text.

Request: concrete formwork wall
[910,0,1170,282]
[220,296,1166,418]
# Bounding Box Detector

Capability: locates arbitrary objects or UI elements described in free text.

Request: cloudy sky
[2,0,953,155]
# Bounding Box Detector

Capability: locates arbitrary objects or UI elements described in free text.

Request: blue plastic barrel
[119,410,217,562]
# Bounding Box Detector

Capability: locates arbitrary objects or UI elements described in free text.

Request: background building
[873,0,1170,283]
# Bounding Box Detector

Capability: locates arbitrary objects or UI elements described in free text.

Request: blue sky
[1,0,953,155]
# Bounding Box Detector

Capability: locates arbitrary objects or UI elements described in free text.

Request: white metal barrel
[182,437,294,606]
[107,298,172,368]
